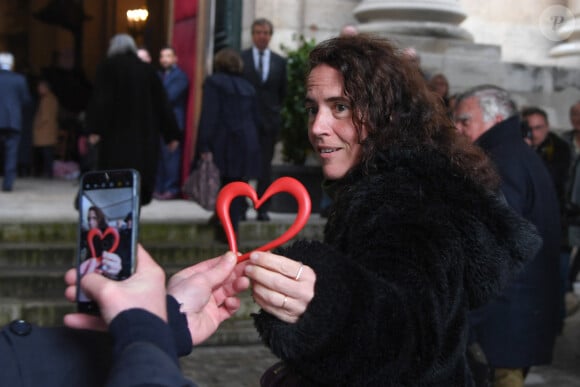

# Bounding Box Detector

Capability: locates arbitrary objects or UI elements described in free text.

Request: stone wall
[459,0,580,68]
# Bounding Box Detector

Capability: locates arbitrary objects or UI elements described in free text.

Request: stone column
[353,0,472,40]
[549,0,580,58]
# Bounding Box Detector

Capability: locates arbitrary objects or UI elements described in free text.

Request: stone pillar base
[357,21,472,40]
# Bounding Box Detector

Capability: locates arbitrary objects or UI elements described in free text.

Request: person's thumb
[79,272,109,303]
[205,252,237,287]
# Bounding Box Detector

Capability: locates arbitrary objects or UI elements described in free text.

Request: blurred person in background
[521,106,573,333]
[32,79,59,178]
[196,48,261,240]
[136,47,152,63]
[0,52,32,192]
[561,100,580,314]
[521,106,570,207]
[454,86,561,387]
[154,46,189,200]
[428,73,451,111]
[85,34,180,206]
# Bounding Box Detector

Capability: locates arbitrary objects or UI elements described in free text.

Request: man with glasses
[454,86,561,387]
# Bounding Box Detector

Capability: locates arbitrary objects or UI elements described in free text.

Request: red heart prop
[87,226,120,262]
[216,177,311,262]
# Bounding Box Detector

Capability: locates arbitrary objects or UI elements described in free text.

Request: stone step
[0,243,77,268]
[0,232,320,299]
[238,220,325,243]
[0,298,75,326]
[0,218,323,344]
[0,242,261,268]
[0,235,318,270]
[0,290,259,321]
[0,269,71,298]
[0,222,215,244]
[202,318,261,346]
[0,261,227,298]
[0,219,325,244]
[0,223,72,244]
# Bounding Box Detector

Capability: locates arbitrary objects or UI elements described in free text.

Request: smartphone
[76,169,140,314]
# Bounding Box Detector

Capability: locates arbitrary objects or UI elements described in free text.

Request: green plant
[280,36,317,165]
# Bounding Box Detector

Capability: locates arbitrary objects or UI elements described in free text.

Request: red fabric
[173,0,197,21]
[172,0,198,188]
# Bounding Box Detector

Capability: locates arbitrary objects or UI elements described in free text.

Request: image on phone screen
[76,169,140,313]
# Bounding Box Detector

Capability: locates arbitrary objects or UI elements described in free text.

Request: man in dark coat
[241,18,287,221]
[0,52,32,192]
[85,34,180,206]
[521,106,572,332]
[454,85,561,387]
[521,106,571,210]
[560,101,580,312]
[154,46,190,200]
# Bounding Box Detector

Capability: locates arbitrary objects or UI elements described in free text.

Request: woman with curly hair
[242,34,540,386]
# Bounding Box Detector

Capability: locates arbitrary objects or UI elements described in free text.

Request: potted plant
[280,35,317,165]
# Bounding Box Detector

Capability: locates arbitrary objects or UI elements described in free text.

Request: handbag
[183,157,221,211]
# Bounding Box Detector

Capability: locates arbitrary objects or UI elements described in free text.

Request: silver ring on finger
[294,263,304,281]
[281,295,288,309]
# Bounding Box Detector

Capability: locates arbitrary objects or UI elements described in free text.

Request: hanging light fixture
[126,7,149,45]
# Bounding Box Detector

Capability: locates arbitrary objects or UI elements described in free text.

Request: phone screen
[76,169,140,314]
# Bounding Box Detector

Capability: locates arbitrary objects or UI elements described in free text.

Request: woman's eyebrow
[304,96,348,105]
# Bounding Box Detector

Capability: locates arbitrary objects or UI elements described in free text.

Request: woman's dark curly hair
[88,206,108,230]
[307,35,499,189]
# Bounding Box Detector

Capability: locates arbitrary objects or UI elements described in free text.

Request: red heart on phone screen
[216,177,311,262]
[87,226,120,261]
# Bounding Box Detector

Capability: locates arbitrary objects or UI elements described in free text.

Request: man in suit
[454,85,561,387]
[155,46,190,200]
[521,106,573,327]
[241,18,287,221]
[0,52,32,192]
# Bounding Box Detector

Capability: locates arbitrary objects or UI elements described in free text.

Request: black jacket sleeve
[107,342,196,387]
[106,308,196,387]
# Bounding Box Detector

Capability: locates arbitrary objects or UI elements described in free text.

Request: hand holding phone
[65,245,167,330]
[76,169,140,314]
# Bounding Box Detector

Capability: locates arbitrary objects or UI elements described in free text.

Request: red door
[172,0,198,186]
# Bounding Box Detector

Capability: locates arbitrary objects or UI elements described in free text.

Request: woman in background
[32,79,59,178]
[196,48,261,239]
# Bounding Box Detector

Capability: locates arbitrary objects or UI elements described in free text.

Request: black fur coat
[254,145,541,386]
